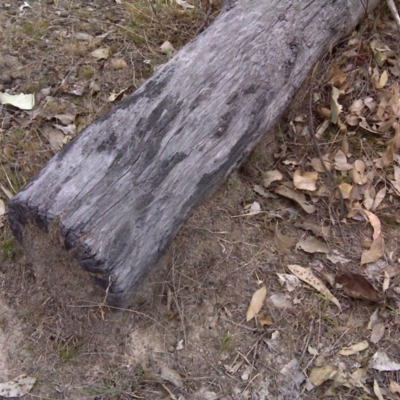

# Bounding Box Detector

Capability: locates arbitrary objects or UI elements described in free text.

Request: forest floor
[2,1,400,399]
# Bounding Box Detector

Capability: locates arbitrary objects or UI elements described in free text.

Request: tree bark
[9,0,379,306]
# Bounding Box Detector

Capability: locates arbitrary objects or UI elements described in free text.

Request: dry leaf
[389,380,400,394]
[263,170,283,188]
[253,185,273,198]
[390,165,400,196]
[0,375,36,398]
[160,41,175,54]
[257,312,273,326]
[0,199,5,217]
[246,286,267,321]
[363,210,381,240]
[339,340,369,355]
[274,185,316,214]
[294,220,330,238]
[370,351,400,371]
[338,182,353,199]
[383,270,390,292]
[331,87,343,124]
[91,47,110,59]
[110,58,128,70]
[293,169,318,191]
[327,254,351,264]
[244,201,261,215]
[370,323,385,344]
[287,264,341,310]
[318,107,331,118]
[334,150,353,171]
[351,160,368,185]
[350,99,364,115]
[362,188,374,210]
[296,238,330,254]
[374,380,384,400]
[372,68,388,89]
[368,309,380,329]
[274,226,296,253]
[329,64,347,87]
[360,234,385,265]
[364,96,376,112]
[276,273,300,292]
[315,119,330,139]
[270,293,292,309]
[309,365,337,386]
[341,134,349,155]
[335,266,383,302]
[311,155,331,173]
[160,366,183,387]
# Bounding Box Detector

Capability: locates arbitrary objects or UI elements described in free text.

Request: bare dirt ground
[2,1,400,399]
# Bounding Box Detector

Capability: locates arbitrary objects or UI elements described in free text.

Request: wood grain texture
[9,0,379,306]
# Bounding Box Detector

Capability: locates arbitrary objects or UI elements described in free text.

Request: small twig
[298,318,314,367]
[387,0,400,31]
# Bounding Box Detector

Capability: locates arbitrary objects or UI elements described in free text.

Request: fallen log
[9,0,379,306]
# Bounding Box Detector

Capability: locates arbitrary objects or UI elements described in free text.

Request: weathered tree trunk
[9,0,379,306]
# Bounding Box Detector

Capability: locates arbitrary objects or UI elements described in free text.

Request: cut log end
[9,209,115,306]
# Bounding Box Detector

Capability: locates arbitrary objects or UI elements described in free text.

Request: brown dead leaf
[362,187,374,210]
[274,225,296,253]
[329,64,347,87]
[257,312,273,326]
[288,264,341,310]
[390,165,400,196]
[253,185,274,198]
[364,96,376,112]
[160,366,183,387]
[246,286,267,322]
[335,265,383,302]
[331,87,342,124]
[351,160,368,185]
[338,182,353,199]
[310,155,331,173]
[372,67,388,89]
[338,340,369,356]
[294,220,330,238]
[274,185,316,214]
[293,169,318,191]
[263,170,283,188]
[383,270,390,292]
[296,238,330,254]
[334,150,353,171]
[360,234,384,265]
[341,134,349,155]
[349,99,364,115]
[370,323,385,344]
[346,115,360,126]
[315,120,330,140]
[110,58,128,70]
[374,380,384,400]
[373,180,387,201]
[309,365,337,386]
[317,108,331,119]
[389,380,400,395]
[363,210,381,240]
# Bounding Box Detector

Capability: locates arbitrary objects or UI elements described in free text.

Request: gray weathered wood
[8,0,379,306]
